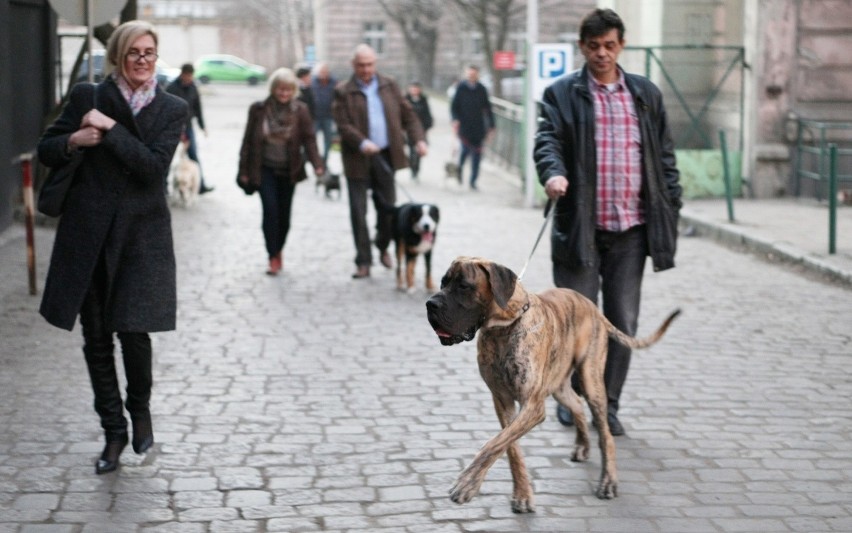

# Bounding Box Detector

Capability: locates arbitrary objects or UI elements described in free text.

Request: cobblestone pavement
[1,85,850,532]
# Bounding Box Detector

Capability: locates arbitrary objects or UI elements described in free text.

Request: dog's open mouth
[430,324,477,346]
[421,231,434,243]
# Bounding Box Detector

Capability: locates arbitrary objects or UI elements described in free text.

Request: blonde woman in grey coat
[37,20,187,475]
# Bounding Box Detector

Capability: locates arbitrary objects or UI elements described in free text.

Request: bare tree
[450,0,525,99]
[377,0,442,88]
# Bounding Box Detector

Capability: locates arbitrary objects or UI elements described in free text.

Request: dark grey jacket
[534,66,682,272]
[38,78,188,331]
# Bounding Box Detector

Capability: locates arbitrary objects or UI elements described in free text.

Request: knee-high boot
[83,337,128,437]
[118,332,154,454]
[80,261,128,474]
[82,336,129,474]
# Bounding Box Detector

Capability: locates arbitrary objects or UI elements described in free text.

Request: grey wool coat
[38,78,188,332]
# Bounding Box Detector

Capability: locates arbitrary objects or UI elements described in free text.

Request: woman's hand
[81,109,117,132]
[68,126,104,149]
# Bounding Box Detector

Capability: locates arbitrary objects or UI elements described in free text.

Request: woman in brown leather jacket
[238,67,324,275]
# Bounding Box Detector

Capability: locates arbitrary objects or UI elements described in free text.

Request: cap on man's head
[296,66,312,78]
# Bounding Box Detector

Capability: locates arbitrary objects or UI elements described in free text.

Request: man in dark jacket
[450,64,494,190]
[296,65,316,119]
[167,63,213,193]
[534,8,682,436]
[332,44,427,279]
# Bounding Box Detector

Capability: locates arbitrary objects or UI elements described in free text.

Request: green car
[194,54,267,85]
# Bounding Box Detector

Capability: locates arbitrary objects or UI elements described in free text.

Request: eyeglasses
[126,52,159,63]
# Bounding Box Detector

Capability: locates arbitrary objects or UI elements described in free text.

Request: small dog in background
[168,136,201,207]
[444,160,460,183]
[316,172,341,199]
[391,202,440,292]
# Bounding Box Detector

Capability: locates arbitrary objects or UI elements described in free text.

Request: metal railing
[487,96,524,178]
[795,119,852,199]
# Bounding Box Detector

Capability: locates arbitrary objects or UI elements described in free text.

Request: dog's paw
[595,474,618,500]
[511,495,535,513]
[449,471,482,505]
[571,444,589,462]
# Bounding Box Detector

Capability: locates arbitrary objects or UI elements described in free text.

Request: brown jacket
[238,98,322,187]
[332,73,424,180]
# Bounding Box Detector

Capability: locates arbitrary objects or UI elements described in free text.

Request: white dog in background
[168,136,201,207]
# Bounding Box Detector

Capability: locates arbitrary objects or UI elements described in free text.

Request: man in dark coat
[311,62,337,164]
[450,64,494,190]
[332,44,427,279]
[404,81,433,180]
[167,63,213,193]
[534,8,682,436]
[296,65,316,119]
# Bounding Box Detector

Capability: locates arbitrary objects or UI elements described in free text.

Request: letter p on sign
[539,50,567,78]
[531,44,574,102]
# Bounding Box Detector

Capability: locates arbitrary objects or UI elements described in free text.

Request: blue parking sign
[539,50,568,78]
[531,44,574,101]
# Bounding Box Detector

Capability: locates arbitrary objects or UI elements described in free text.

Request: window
[363,22,386,55]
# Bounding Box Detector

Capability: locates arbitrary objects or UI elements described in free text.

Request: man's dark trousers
[346,150,396,267]
[553,224,648,415]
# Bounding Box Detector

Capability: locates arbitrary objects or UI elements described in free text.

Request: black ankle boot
[96,432,128,474]
[131,411,154,454]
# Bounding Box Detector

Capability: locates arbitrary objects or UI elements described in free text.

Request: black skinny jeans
[79,257,152,439]
[258,166,297,259]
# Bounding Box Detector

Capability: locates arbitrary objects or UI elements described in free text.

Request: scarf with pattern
[114,73,158,116]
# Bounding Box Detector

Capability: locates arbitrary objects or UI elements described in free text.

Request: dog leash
[517,200,554,282]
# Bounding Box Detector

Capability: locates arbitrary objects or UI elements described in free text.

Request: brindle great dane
[425,257,680,513]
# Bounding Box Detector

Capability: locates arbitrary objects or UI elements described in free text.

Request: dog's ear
[483,262,517,309]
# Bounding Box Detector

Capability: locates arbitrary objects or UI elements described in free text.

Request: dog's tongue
[422,232,434,243]
[434,328,451,338]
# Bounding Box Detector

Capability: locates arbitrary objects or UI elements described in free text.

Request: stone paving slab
[1,85,851,532]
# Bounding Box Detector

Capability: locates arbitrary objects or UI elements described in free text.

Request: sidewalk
[678,197,852,287]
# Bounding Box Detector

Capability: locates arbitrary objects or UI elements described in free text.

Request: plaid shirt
[590,72,644,231]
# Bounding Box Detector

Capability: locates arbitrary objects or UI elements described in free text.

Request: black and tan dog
[425,257,680,513]
[316,172,341,199]
[391,202,440,292]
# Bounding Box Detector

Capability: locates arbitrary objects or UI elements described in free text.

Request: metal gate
[622,45,747,199]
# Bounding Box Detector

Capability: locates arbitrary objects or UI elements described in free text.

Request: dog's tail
[606,308,681,350]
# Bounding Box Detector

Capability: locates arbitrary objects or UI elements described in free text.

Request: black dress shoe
[131,411,154,454]
[96,433,128,475]
[556,404,574,426]
[352,265,370,279]
[607,413,625,436]
[199,185,215,194]
[380,251,392,269]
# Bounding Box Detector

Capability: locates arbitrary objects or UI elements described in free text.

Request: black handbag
[37,83,97,217]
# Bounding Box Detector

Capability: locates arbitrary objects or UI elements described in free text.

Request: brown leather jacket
[332,73,424,180]
[238,97,322,187]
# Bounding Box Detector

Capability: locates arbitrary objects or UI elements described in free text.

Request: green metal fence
[484,45,747,199]
[487,96,524,177]
[795,119,852,200]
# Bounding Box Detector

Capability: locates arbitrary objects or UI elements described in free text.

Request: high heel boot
[130,410,153,454]
[96,431,129,474]
[83,337,129,474]
[119,332,154,454]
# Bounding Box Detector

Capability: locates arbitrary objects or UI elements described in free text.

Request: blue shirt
[357,76,388,150]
